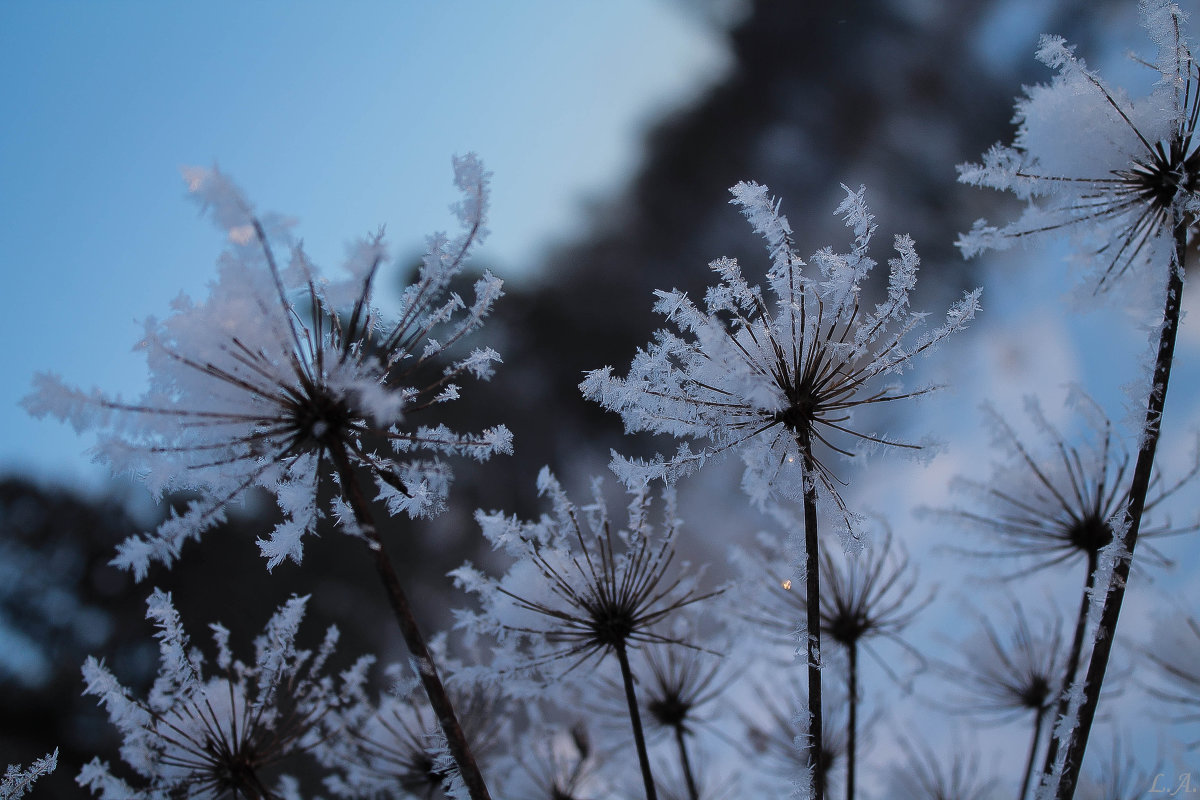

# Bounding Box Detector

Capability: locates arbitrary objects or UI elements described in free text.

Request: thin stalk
[674,725,699,800]
[1020,705,1048,800]
[847,640,857,800]
[801,437,825,800]
[331,450,492,800]
[1053,219,1186,799]
[616,642,658,800]
[1039,551,1097,781]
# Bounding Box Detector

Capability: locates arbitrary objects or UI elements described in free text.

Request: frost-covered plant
[77,591,369,800]
[937,603,1066,800]
[959,5,1197,794]
[932,392,1198,783]
[957,1,1200,293]
[26,156,507,800]
[454,470,717,800]
[739,678,848,800]
[742,525,929,800]
[503,724,608,800]
[1,751,57,800]
[25,155,508,577]
[632,646,726,800]
[582,182,979,520]
[583,182,978,800]
[322,664,503,799]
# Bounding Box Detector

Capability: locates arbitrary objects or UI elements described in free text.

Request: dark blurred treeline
[0,0,1141,794]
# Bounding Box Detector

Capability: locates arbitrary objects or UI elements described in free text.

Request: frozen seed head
[740,676,848,789]
[77,591,367,800]
[25,155,511,578]
[456,470,718,681]
[958,0,1200,292]
[582,182,979,531]
[326,680,501,800]
[933,393,1199,578]
[938,601,1066,723]
[752,526,929,655]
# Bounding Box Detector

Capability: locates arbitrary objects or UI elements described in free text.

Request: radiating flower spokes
[933,391,1200,580]
[78,591,371,800]
[454,469,717,681]
[958,0,1200,293]
[582,182,979,527]
[25,155,511,578]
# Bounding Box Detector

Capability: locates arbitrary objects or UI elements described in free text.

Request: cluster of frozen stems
[10,1,1200,798]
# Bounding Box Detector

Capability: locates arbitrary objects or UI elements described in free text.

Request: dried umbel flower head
[740,677,849,796]
[958,1,1200,292]
[322,667,503,800]
[505,724,607,800]
[454,469,717,681]
[743,525,930,675]
[937,392,1198,579]
[77,591,371,800]
[25,155,510,578]
[940,601,1066,723]
[582,182,979,528]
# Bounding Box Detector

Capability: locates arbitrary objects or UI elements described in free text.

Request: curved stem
[1053,220,1186,799]
[1039,551,1097,782]
[801,438,825,800]
[847,640,857,800]
[331,450,492,800]
[616,642,658,800]
[1021,705,1048,800]
[674,725,699,800]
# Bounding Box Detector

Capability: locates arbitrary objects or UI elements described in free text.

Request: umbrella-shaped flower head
[25,155,511,578]
[582,182,980,527]
[77,591,371,799]
[958,0,1200,292]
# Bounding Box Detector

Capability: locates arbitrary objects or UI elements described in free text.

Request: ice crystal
[581,182,979,525]
[1,751,57,800]
[25,155,511,578]
[77,591,370,799]
[958,0,1200,292]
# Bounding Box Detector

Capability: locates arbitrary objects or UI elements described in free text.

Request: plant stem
[331,450,492,800]
[847,640,857,800]
[1020,705,1047,800]
[616,642,658,800]
[1039,551,1097,782]
[801,439,824,800]
[674,725,699,800]
[1052,221,1186,799]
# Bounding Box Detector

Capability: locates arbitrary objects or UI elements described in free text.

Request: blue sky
[0,1,728,488]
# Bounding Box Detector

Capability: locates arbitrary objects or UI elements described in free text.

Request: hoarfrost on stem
[24,155,512,578]
[1,751,57,800]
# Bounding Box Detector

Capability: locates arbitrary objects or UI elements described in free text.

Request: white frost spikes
[77,591,371,800]
[581,182,980,526]
[957,0,1200,293]
[24,155,511,578]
